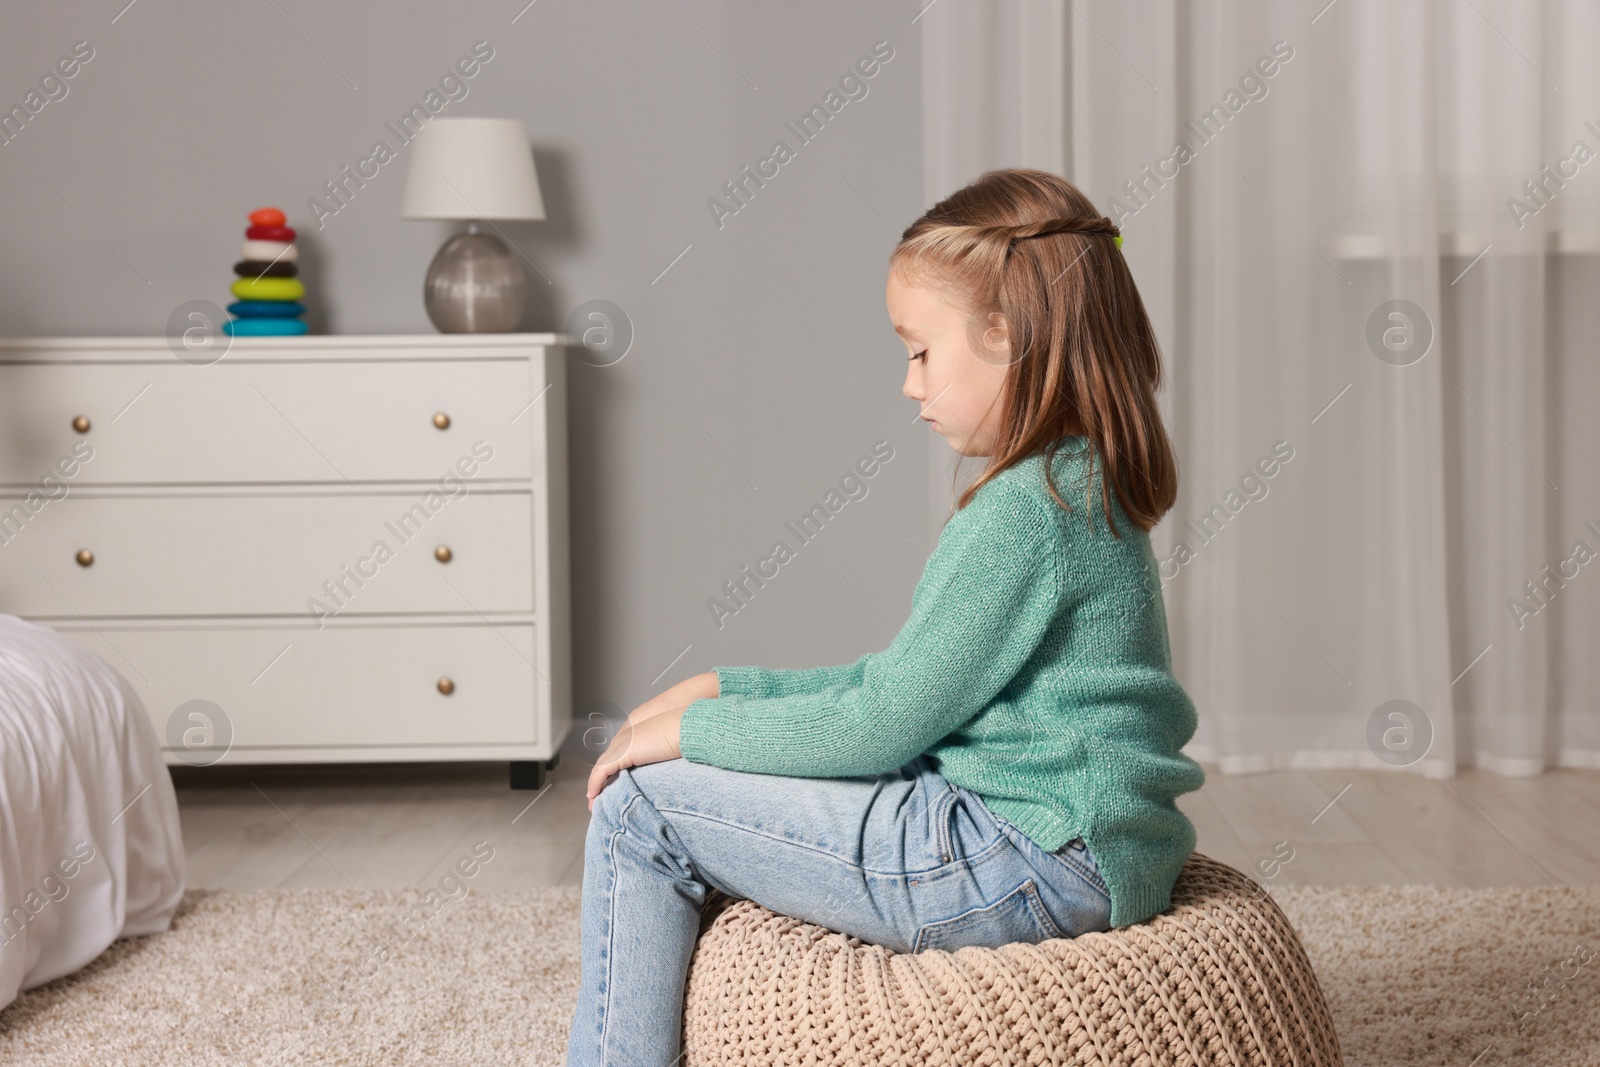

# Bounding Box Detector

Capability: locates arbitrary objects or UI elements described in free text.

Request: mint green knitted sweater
[679,436,1206,928]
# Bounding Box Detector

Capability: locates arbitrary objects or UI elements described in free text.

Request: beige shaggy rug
[0,884,1595,1066]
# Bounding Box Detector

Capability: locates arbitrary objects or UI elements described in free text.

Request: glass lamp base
[423,232,528,333]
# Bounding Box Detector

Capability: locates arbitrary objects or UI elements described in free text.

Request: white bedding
[0,614,185,1010]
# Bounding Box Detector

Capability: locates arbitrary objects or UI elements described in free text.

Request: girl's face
[887,269,1009,457]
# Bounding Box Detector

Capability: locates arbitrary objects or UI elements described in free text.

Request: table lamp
[400,117,545,333]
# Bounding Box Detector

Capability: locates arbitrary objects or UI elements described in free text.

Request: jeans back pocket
[912,879,1062,953]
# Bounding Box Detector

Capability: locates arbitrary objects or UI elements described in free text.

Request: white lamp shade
[400,117,545,221]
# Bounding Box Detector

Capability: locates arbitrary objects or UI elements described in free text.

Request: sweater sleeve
[679,479,1060,777]
[711,655,873,699]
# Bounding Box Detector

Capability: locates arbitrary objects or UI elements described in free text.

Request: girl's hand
[624,671,719,727]
[586,706,687,811]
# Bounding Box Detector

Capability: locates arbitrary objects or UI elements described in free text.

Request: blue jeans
[565,753,1113,1067]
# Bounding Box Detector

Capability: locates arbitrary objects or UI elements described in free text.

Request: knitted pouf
[681,851,1343,1066]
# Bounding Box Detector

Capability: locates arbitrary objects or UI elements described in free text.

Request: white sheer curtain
[922,0,1600,777]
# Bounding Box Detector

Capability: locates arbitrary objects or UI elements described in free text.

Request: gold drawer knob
[434,545,453,563]
[437,677,456,696]
[72,415,91,434]
[432,411,451,430]
[75,549,94,567]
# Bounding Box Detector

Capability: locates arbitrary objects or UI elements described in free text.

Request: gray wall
[0,2,946,739]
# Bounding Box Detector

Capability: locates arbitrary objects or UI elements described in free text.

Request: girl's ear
[966,308,1016,367]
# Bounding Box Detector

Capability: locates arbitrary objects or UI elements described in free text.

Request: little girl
[567,167,1206,1067]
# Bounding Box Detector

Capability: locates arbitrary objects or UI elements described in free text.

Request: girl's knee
[591,760,683,819]
[591,760,715,845]
[588,767,642,824]
[622,756,700,806]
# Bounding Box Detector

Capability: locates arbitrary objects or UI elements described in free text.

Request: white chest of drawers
[0,334,572,788]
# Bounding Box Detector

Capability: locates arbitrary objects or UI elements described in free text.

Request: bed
[0,614,185,1010]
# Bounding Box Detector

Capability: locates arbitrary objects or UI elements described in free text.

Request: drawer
[0,491,534,618]
[56,623,539,750]
[0,360,534,485]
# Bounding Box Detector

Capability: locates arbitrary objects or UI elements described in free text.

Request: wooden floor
[171,756,1600,892]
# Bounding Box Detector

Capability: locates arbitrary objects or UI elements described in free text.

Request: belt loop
[934,785,957,864]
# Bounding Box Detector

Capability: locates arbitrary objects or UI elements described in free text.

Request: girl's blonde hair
[891,167,1178,536]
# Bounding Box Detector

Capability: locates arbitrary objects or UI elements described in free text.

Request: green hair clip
[1114,234,1124,249]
